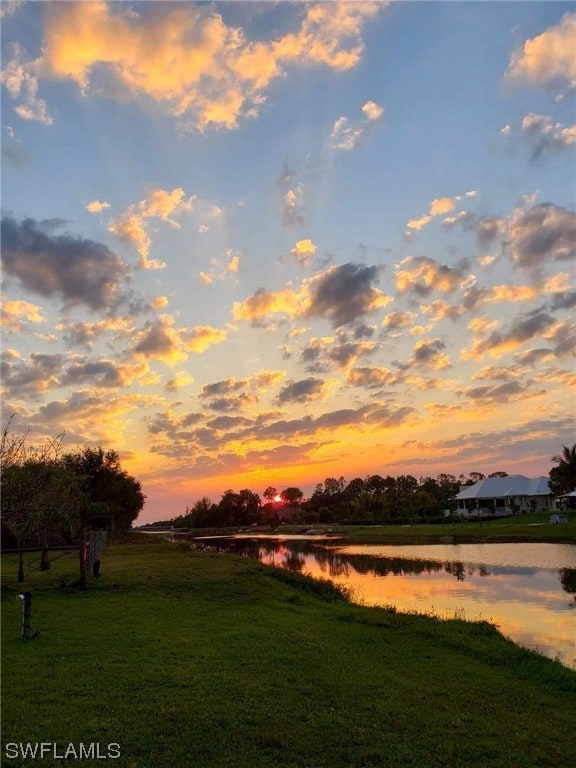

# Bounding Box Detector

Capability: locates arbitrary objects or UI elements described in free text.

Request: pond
[197,536,576,669]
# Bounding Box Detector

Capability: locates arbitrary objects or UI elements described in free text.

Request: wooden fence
[1,530,108,588]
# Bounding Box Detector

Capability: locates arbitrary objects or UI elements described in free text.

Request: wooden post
[18,592,33,639]
[18,552,24,583]
[79,543,88,589]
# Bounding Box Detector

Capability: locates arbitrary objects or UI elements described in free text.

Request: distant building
[455,475,554,516]
[558,491,576,510]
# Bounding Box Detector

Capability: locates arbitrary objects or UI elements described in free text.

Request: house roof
[456,475,551,500]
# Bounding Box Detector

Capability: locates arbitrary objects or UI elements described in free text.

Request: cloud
[1,216,128,311]
[346,366,397,389]
[461,309,556,360]
[330,99,384,151]
[198,249,241,283]
[61,359,148,389]
[200,377,246,399]
[56,316,135,350]
[0,43,53,124]
[2,125,30,165]
[86,199,111,213]
[276,377,327,405]
[290,239,317,267]
[16,1,380,132]
[233,263,390,329]
[282,183,305,227]
[0,2,23,19]
[419,301,465,323]
[206,393,258,413]
[406,195,459,232]
[133,318,188,365]
[250,370,286,390]
[508,203,575,269]
[543,318,576,358]
[409,339,451,370]
[301,335,376,372]
[232,285,305,325]
[109,187,195,269]
[133,316,227,363]
[1,351,63,397]
[514,348,555,367]
[462,381,538,405]
[1,299,44,333]
[521,113,576,158]
[471,366,516,382]
[165,372,194,391]
[306,263,390,327]
[476,216,504,246]
[362,100,383,121]
[184,325,227,354]
[382,311,417,332]
[150,296,169,310]
[506,13,576,89]
[395,256,471,297]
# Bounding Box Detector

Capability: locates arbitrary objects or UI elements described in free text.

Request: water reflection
[198,537,576,669]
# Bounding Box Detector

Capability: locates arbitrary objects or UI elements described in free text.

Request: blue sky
[1,2,574,522]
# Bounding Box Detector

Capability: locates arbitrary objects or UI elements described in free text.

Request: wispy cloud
[330,99,384,151]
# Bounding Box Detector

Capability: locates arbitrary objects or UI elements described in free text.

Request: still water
[199,536,576,669]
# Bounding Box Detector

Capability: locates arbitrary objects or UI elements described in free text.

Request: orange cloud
[290,239,317,267]
[395,256,469,295]
[86,199,110,213]
[183,325,227,354]
[34,1,381,131]
[406,195,459,232]
[1,299,44,332]
[109,187,195,269]
[133,315,226,363]
[232,286,306,323]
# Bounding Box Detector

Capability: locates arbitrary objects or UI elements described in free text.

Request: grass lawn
[2,539,575,768]
[332,517,576,544]
[174,515,576,545]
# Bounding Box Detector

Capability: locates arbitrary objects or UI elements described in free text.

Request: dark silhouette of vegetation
[1,418,145,549]
[549,444,576,496]
[153,450,570,530]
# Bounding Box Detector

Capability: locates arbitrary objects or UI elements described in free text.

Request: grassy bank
[178,516,576,544]
[2,539,575,768]
[333,517,576,544]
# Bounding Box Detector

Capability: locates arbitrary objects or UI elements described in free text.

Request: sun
[273,494,282,503]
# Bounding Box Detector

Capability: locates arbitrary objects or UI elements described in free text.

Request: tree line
[152,445,576,530]
[1,418,145,554]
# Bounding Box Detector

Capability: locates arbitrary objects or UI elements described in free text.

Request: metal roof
[456,475,551,500]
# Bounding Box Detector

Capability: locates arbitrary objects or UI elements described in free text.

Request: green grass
[2,539,575,768]
[176,515,576,544]
[336,517,576,544]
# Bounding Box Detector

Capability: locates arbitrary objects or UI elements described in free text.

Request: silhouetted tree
[281,487,303,506]
[63,447,145,535]
[549,444,576,496]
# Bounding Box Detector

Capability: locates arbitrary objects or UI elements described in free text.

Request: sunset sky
[1,1,575,523]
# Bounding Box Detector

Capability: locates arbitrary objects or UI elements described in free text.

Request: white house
[455,475,554,516]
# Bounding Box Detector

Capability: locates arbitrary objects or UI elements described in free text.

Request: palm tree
[549,444,576,496]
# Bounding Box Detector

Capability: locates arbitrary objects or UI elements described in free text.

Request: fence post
[18,552,24,583]
[79,543,88,588]
[17,592,33,639]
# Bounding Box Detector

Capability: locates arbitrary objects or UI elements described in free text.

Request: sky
[1,1,575,523]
